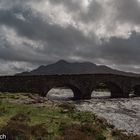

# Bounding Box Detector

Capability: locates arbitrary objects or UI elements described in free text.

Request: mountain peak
[16,60,139,76]
[56,60,68,64]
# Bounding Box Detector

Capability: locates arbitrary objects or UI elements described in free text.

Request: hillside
[17,60,139,76]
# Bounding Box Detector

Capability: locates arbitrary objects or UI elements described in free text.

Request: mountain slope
[17,60,139,76]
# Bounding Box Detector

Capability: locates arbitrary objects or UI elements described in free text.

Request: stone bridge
[0,74,140,100]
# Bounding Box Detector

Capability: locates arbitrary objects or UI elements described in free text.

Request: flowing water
[47,89,140,135]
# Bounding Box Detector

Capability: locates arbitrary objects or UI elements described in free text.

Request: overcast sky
[0,0,140,75]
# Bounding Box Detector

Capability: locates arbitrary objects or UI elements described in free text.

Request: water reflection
[91,91,111,99]
[47,88,111,101]
[47,88,73,101]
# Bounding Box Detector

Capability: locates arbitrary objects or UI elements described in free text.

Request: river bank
[0,91,140,140]
[47,89,140,135]
[75,96,140,135]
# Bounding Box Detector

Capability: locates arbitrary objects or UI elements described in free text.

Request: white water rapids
[47,88,140,135]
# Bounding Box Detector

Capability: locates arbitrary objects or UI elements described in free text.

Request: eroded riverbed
[75,97,140,135]
[47,89,140,135]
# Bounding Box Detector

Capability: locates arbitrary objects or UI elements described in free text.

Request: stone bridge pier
[0,74,140,100]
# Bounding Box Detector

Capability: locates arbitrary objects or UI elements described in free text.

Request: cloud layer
[0,0,140,75]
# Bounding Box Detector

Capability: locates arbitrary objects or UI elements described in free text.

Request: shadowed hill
[16,60,139,76]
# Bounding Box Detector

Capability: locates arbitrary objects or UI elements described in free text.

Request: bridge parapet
[0,74,140,99]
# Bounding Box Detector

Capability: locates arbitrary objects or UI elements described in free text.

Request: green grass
[0,93,140,140]
[0,100,107,140]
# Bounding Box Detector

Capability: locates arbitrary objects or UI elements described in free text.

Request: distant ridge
[16,60,139,76]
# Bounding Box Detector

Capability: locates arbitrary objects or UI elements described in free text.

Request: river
[47,88,140,135]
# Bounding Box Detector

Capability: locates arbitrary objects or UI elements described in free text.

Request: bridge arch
[91,82,111,98]
[45,84,82,100]
[91,81,124,98]
[131,84,140,97]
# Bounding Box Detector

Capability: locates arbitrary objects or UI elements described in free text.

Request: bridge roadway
[0,74,140,100]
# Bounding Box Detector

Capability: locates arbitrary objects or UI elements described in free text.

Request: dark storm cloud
[0,3,98,64]
[48,0,104,23]
[0,5,96,45]
[80,1,104,23]
[0,6,48,41]
[100,31,140,65]
[113,0,140,25]
[0,37,46,64]
[0,0,140,74]
[49,0,81,11]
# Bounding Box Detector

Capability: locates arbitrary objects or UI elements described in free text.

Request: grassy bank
[0,92,139,140]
